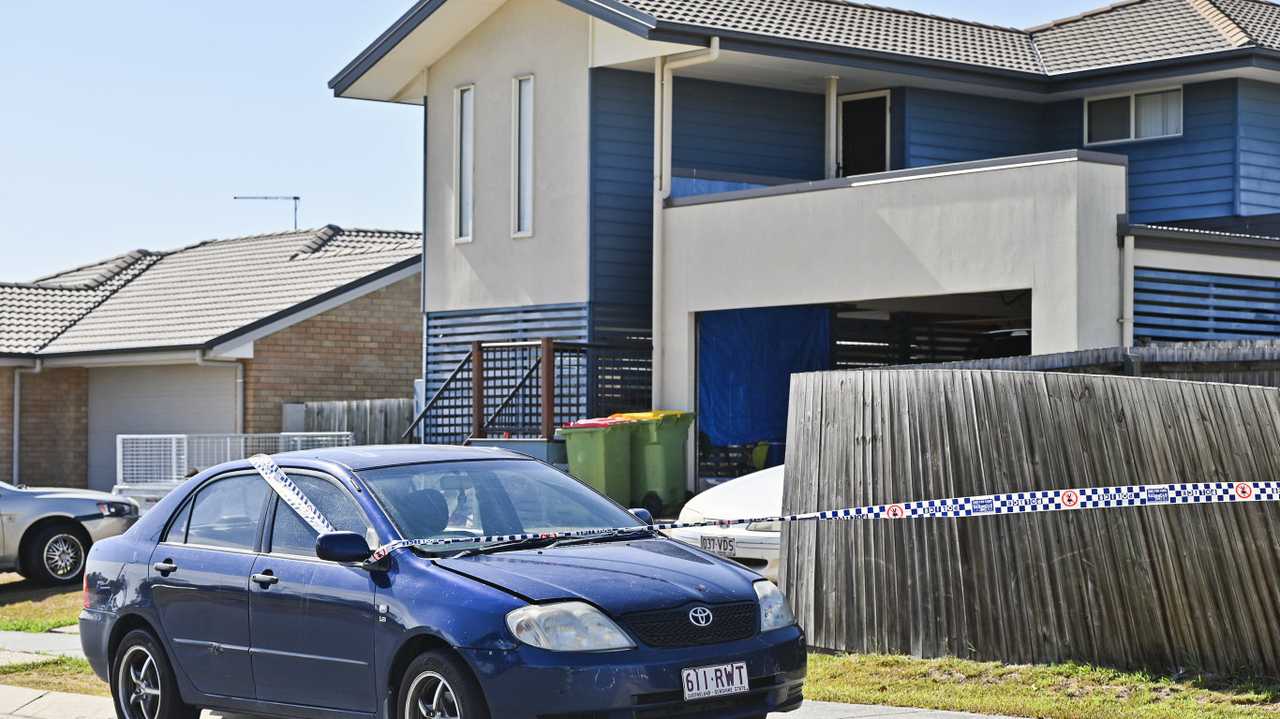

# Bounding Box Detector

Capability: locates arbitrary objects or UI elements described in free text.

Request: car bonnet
[435,537,760,615]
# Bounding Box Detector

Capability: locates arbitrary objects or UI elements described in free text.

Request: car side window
[185,474,270,551]
[162,500,193,544]
[269,475,372,558]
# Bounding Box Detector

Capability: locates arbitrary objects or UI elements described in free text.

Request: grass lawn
[0,573,81,633]
[808,653,1280,718]
[0,656,106,697]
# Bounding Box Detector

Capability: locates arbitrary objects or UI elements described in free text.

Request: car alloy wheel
[406,671,463,719]
[42,533,84,580]
[117,645,162,719]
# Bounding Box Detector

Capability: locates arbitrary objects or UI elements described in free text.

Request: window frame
[158,471,274,555]
[1084,86,1184,147]
[263,472,375,562]
[453,83,477,244]
[511,74,535,239]
[837,89,892,177]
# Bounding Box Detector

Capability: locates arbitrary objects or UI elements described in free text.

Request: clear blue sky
[0,0,1097,281]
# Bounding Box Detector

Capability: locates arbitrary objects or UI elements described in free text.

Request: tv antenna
[234,195,302,230]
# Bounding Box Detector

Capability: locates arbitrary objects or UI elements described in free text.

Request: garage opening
[695,290,1031,488]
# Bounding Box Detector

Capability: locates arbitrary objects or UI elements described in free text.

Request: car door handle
[251,571,279,588]
[153,560,177,575]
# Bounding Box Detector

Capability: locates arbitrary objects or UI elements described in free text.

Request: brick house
[0,225,422,490]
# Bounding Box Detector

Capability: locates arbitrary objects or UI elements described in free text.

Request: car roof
[272,444,530,470]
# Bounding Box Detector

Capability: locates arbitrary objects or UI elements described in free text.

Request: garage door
[88,365,238,491]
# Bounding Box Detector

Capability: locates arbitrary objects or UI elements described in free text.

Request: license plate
[700,536,736,557]
[682,662,749,701]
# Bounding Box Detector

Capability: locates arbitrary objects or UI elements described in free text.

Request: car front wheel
[23,523,87,585]
[110,629,199,719]
[398,650,490,719]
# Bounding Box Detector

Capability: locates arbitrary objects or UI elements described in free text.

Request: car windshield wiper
[551,527,656,548]
[451,535,561,558]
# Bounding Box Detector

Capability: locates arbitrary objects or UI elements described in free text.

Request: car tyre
[398,650,490,719]
[110,629,198,719]
[22,523,88,585]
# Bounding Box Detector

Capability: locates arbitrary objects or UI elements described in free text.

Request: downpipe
[196,351,244,433]
[651,37,719,408]
[11,359,42,486]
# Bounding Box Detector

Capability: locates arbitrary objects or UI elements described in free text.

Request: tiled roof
[3,226,419,356]
[1216,0,1280,49]
[619,0,1043,73]
[0,252,160,354]
[1030,0,1253,73]
[606,0,1280,76]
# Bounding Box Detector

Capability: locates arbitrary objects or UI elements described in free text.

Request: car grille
[623,601,758,647]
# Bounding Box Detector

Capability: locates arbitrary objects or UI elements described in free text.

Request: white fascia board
[206,342,254,361]
[590,18,699,68]
[206,263,422,358]
[0,357,36,367]
[39,351,204,368]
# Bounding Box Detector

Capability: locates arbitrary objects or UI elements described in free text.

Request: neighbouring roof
[331,0,1280,97]
[2,226,420,357]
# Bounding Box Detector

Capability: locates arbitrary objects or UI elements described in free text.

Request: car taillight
[82,572,90,609]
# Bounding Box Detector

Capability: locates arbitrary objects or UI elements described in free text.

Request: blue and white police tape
[249,454,335,536]
[244,454,1279,567]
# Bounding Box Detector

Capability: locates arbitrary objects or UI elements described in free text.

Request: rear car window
[269,475,372,557]
[185,474,270,551]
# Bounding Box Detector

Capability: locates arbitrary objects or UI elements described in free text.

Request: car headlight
[754,580,796,632]
[746,521,780,532]
[97,501,136,517]
[506,602,635,652]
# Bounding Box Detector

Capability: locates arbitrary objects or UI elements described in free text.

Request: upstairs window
[455,85,475,243]
[512,75,534,238]
[1086,88,1183,145]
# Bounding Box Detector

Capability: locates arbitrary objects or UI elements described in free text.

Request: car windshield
[357,460,639,553]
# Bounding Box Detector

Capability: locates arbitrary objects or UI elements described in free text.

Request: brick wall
[243,275,422,433]
[18,368,89,488]
[0,369,12,485]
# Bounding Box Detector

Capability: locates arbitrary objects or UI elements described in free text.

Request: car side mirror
[629,508,653,526]
[316,531,373,564]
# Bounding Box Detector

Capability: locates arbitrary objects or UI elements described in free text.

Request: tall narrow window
[455,85,475,243]
[513,76,534,237]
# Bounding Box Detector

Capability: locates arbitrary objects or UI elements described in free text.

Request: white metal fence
[116,433,355,486]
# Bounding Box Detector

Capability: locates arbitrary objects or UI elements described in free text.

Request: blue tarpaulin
[697,306,831,447]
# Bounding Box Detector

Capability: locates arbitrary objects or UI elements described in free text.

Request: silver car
[0,481,139,585]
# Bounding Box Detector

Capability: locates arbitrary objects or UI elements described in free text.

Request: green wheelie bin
[557,418,635,506]
[611,411,695,518]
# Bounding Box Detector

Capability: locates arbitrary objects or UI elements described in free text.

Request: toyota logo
[689,606,714,627]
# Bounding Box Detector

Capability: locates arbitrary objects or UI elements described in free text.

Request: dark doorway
[840,93,889,176]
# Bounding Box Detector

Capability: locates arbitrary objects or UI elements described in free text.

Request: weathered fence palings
[305,399,416,446]
[781,369,1280,678]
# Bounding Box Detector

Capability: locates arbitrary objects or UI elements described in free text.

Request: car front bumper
[665,526,781,582]
[461,625,806,719]
[82,515,138,544]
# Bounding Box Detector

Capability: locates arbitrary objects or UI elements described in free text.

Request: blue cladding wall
[901,88,1044,167]
[901,80,1245,224]
[588,68,824,323]
[1239,80,1280,216]
[1107,81,1238,224]
[672,77,824,180]
[1134,267,1280,342]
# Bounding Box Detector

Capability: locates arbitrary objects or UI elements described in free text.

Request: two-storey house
[331,0,1280,482]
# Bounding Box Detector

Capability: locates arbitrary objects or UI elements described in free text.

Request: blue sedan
[79,446,806,719]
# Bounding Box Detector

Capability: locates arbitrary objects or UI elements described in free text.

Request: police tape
[246,454,1280,566]
[249,454,335,536]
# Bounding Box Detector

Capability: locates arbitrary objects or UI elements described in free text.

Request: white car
[667,465,783,581]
